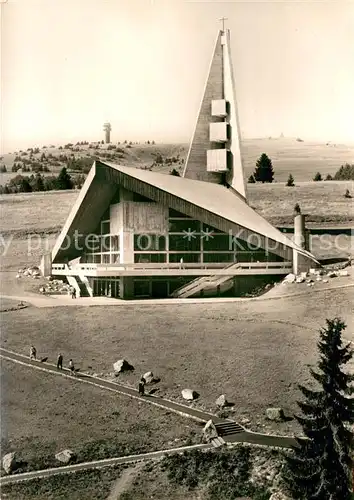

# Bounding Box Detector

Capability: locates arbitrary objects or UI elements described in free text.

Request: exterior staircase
[66,275,91,297]
[170,262,241,298]
[211,436,226,448]
[214,421,245,438]
[211,421,245,447]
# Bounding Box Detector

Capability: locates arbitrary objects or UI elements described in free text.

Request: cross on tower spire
[219,17,228,32]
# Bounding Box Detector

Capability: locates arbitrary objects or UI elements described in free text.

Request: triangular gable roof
[52,161,318,264]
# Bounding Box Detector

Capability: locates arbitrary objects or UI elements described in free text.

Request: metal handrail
[52,261,292,272]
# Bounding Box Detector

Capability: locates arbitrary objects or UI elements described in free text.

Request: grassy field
[0,359,200,472]
[0,466,126,500]
[1,286,353,437]
[1,138,353,184]
[0,179,352,274]
[0,180,352,237]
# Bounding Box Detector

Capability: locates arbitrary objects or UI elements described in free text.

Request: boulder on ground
[300,271,308,279]
[339,269,349,277]
[215,394,228,408]
[113,359,134,373]
[55,449,75,464]
[295,277,305,283]
[143,371,154,384]
[322,279,329,283]
[269,492,292,500]
[266,408,285,422]
[327,271,337,278]
[202,419,219,443]
[2,452,17,474]
[283,274,295,283]
[181,389,198,401]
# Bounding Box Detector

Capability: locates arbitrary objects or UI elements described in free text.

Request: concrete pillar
[293,214,313,274]
[40,253,52,277]
[294,214,306,249]
[119,230,134,264]
[119,277,134,299]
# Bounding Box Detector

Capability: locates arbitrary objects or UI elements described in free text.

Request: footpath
[0,347,297,485]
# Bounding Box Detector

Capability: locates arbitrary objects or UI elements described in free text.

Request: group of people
[29,345,151,391]
[29,346,76,375]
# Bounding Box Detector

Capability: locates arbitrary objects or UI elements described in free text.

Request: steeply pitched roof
[103,162,315,258]
[51,160,317,266]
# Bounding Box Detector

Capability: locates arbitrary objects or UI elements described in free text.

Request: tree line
[248,154,354,185]
[0,168,85,194]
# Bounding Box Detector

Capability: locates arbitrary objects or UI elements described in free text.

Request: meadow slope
[1,137,353,184]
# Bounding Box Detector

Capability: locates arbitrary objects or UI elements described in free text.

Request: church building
[41,28,319,299]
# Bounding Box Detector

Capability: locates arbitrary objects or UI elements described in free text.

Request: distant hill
[1,137,353,184]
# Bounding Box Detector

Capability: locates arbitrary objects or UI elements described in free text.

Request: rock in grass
[266,408,285,422]
[113,359,134,373]
[55,449,75,464]
[182,389,198,401]
[143,371,154,384]
[202,419,218,442]
[269,492,292,500]
[215,394,228,408]
[2,452,17,474]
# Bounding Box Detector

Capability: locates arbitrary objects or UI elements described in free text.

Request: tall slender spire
[183,27,246,201]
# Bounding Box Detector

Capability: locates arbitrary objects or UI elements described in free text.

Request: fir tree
[283,318,354,500]
[253,153,274,183]
[313,172,322,181]
[286,173,295,187]
[294,203,301,215]
[170,168,180,176]
[248,174,256,184]
[56,167,73,190]
[33,173,45,191]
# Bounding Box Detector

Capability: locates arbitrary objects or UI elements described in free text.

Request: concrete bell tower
[182,23,246,201]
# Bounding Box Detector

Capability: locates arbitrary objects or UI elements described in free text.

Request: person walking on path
[138,377,145,396]
[29,345,36,360]
[57,353,63,370]
[68,359,75,375]
[71,286,76,299]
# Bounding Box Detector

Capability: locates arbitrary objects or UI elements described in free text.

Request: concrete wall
[183,31,225,184]
[223,30,246,198]
[123,202,168,233]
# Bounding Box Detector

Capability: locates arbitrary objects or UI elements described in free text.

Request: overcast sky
[1,0,353,152]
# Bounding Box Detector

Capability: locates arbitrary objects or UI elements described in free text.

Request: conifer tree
[286,173,295,187]
[283,318,354,500]
[57,167,73,190]
[248,174,256,184]
[294,203,301,215]
[253,153,274,183]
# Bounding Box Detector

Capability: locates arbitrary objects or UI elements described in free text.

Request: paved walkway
[1,282,353,309]
[0,444,212,486]
[0,347,297,447]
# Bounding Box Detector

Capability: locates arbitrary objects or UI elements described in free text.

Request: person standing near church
[30,345,36,360]
[68,358,75,375]
[57,353,63,370]
[138,377,145,396]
